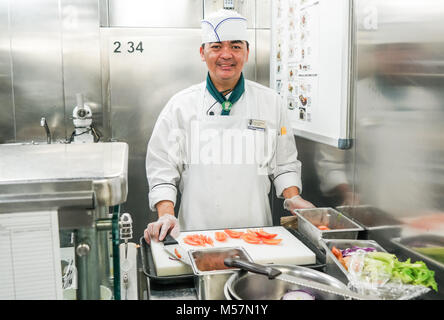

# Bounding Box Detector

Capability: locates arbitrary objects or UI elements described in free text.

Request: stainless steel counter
[0,142,128,213]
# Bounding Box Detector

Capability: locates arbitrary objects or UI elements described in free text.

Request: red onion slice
[281,290,315,300]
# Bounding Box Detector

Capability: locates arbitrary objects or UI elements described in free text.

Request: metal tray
[391,235,444,271]
[188,247,252,275]
[139,236,195,286]
[320,239,387,285]
[294,208,364,248]
[335,205,403,240]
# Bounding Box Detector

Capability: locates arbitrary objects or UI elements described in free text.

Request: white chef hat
[201,9,248,44]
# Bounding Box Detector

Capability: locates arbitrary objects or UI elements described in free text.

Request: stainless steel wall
[0,0,104,144]
[352,0,444,217]
[0,0,14,143]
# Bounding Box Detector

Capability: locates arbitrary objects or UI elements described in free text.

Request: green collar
[206,73,245,115]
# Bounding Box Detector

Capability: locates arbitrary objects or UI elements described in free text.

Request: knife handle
[224,258,282,279]
[163,233,178,245]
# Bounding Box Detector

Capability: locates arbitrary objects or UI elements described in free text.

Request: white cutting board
[150,226,316,277]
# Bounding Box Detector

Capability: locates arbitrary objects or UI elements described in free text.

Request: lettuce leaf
[362,252,438,291]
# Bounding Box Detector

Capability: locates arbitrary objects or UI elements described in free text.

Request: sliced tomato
[174,248,182,259]
[183,234,214,246]
[317,225,331,231]
[255,229,278,239]
[183,235,200,246]
[242,237,262,244]
[241,233,262,244]
[331,246,342,259]
[215,231,228,242]
[262,238,282,245]
[184,235,203,246]
[205,235,214,246]
[224,229,244,239]
[183,237,201,246]
[197,235,207,246]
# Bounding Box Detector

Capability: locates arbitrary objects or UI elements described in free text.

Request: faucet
[40,117,52,144]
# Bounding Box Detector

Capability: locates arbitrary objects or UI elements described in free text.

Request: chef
[144,9,314,244]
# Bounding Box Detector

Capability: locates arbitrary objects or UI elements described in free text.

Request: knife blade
[162,234,192,266]
[224,258,379,300]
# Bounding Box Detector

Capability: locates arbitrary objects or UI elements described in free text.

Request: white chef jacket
[146,79,302,230]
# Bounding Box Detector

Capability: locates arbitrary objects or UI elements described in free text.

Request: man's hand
[144,200,179,244]
[282,186,315,213]
[283,195,316,214]
[144,214,180,244]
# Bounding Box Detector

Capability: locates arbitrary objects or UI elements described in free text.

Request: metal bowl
[224,264,349,300]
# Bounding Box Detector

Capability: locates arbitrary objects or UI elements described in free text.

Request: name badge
[247,119,267,131]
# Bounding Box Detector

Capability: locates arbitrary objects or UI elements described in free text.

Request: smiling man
[144,9,314,244]
[200,40,249,92]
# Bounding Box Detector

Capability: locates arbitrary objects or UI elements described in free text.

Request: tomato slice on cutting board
[182,233,215,246]
[174,248,182,259]
[255,229,278,239]
[262,238,282,245]
[204,235,214,246]
[224,229,244,238]
[215,231,228,242]
[183,237,201,246]
[240,233,262,244]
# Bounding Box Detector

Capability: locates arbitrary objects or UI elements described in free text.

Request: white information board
[270,0,352,149]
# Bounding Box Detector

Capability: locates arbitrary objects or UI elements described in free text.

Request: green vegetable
[413,247,444,264]
[360,252,438,291]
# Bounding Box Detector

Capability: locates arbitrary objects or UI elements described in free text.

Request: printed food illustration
[299,94,308,106]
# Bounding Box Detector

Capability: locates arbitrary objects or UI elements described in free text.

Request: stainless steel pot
[224,264,348,300]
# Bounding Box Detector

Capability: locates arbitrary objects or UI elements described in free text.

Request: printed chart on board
[271,0,352,149]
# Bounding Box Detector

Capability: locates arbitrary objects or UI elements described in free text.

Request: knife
[224,258,379,300]
[162,234,192,266]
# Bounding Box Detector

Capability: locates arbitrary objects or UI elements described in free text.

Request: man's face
[200,40,249,84]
